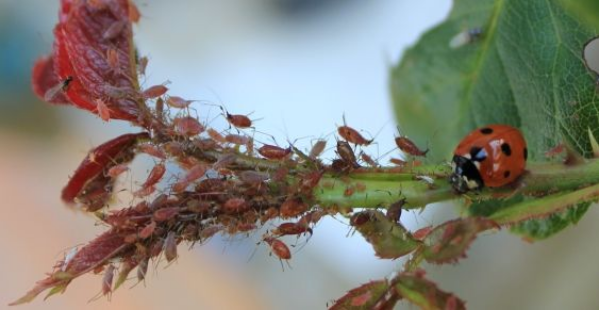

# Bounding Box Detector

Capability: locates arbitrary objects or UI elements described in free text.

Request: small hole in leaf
[583,37,599,76]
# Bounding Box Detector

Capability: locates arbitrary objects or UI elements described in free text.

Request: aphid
[103,20,127,41]
[137,56,149,76]
[355,182,367,192]
[360,153,378,167]
[300,170,323,191]
[389,157,407,166]
[343,186,355,197]
[153,207,180,222]
[223,198,249,214]
[102,264,116,297]
[213,153,237,170]
[95,99,112,122]
[171,180,190,193]
[350,212,372,227]
[142,84,169,99]
[183,164,207,183]
[386,198,405,224]
[207,128,227,144]
[44,76,73,102]
[139,221,157,239]
[298,209,325,227]
[225,134,250,145]
[187,200,211,213]
[545,144,564,158]
[149,194,168,210]
[193,138,218,150]
[167,96,194,109]
[164,231,178,262]
[258,144,292,160]
[449,27,483,49]
[338,126,372,146]
[263,236,291,260]
[106,163,129,178]
[173,116,204,136]
[222,107,252,128]
[142,163,166,188]
[128,0,141,23]
[412,226,433,240]
[106,48,119,72]
[280,197,308,218]
[133,185,156,197]
[449,124,527,192]
[238,170,270,184]
[272,222,313,238]
[137,257,149,281]
[138,144,167,160]
[336,141,360,168]
[309,140,327,159]
[61,246,79,272]
[103,84,134,99]
[395,136,428,157]
[199,225,223,241]
[163,141,183,157]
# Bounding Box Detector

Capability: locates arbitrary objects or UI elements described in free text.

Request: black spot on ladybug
[469,146,487,161]
[504,170,511,178]
[480,127,493,134]
[523,147,528,160]
[501,143,512,156]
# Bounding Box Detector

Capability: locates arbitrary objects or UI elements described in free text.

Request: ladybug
[449,125,527,193]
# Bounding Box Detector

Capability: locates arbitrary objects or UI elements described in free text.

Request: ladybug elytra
[449,125,527,193]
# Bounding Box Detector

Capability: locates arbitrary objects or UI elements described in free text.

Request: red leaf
[35,0,146,122]
[422,217,499,264]
[62,132,149,210]
[329,280,395,310]
[395,271,466,310]
[10,229,130,305]
[31,55,70,104]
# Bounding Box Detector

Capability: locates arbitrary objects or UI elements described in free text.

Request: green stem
[315,158,599,210]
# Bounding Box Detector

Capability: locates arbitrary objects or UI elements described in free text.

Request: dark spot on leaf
[480,127,493,134]
[504,170,511,178]
[523,147,528,160]
[501,143,512,156]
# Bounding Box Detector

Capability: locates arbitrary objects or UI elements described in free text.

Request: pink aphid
[164,231,178,262]
[138,144,167,160]
[166,96,194,109]
[183,164,207,183]
[103,20,127,41]
[171,180,190,193]
[102,264,116,296]
[207,128,227,144]
[106,164,129,178]
[95,99,112,122]
[134,185,156,198]
[103,84,133,99]
[225,134,250,145]
[139,221,157,239]
[142,163,166,188]
[142,85,169,99]
[153,207,180,222]
[174,116,204,136]
[106,48,119,71]
[137,56,149,76]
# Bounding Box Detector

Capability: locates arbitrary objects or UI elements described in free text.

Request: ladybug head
[449,155,484,193]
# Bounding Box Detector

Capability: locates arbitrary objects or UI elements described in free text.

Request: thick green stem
[314,158,599,210]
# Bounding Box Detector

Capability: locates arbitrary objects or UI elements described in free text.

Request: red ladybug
[450,125,527,192]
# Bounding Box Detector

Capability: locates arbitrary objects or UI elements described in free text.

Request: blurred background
[2,0,599,309]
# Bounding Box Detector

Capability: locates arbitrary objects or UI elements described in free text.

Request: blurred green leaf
[390,0,599,162]
[511,202,591,240]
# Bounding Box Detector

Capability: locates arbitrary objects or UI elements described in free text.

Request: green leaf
[511,202,591,240]
[391,0,599,162]
[352,211,421,259]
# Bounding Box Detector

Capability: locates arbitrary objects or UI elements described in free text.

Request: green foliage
[391,0,599,162]
[391,0,599,239]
